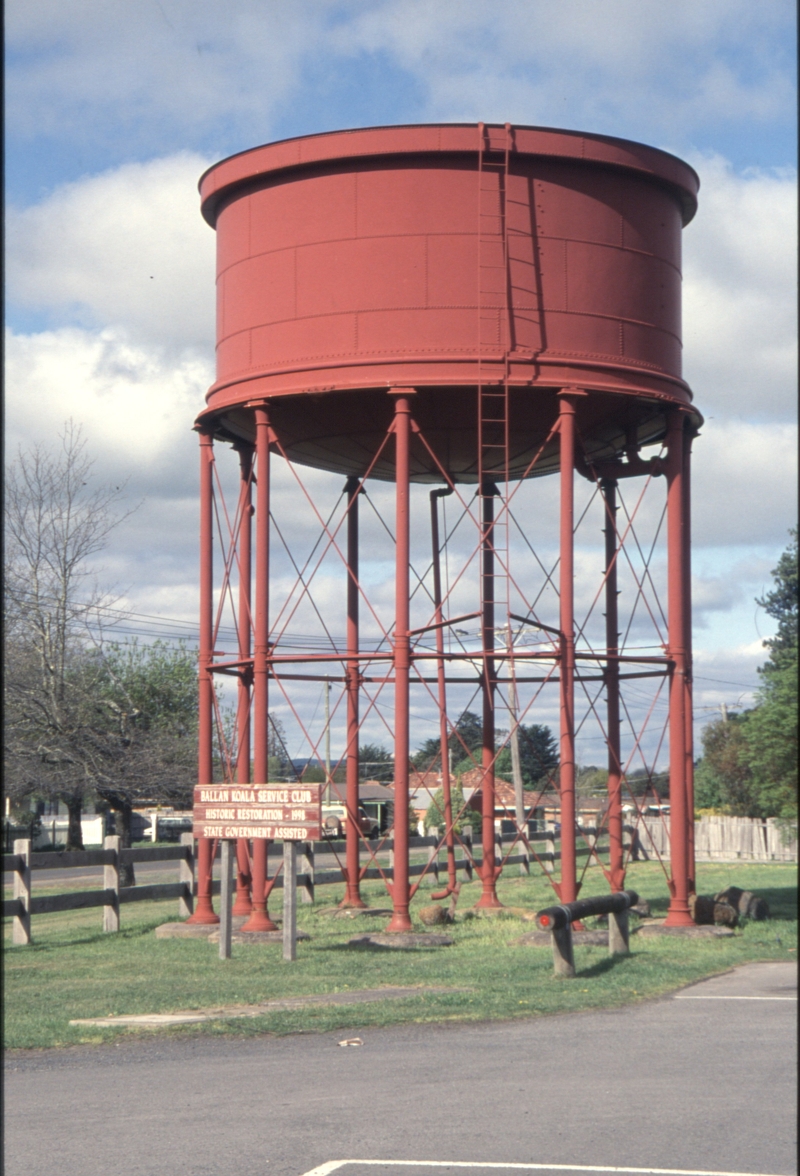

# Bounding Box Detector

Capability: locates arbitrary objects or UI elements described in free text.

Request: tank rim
[199,121,699,228]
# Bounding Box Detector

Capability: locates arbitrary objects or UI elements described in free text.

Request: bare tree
[4,422,129,850]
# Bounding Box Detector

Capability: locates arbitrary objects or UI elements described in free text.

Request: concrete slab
[638,923,735,938]
[349,933,454,948]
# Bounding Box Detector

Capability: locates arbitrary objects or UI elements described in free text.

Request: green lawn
[4,861,796,1050]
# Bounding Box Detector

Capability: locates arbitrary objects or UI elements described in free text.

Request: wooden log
[103,835,120,932]
[283,841,297,962]
[715,886,770,920]
[12,839,31,945]
[689,893,738,927]
[179,833,194,918]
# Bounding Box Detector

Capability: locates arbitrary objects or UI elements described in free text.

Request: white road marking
[674,995,796,1001]
[299,1161,793,1176]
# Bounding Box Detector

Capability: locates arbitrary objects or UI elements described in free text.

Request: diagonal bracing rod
[429,486,458,899]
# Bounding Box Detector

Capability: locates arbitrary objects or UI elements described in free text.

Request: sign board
[192,784,322,841]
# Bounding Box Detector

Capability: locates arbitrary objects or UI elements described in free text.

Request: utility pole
[506,627,525,834]
[324,677,331,803]
[720,702,728,723]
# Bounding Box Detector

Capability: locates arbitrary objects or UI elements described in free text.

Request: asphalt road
[2,850,354,888]
[4,962,796,1176]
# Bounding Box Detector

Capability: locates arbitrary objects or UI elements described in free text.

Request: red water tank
[197,123,700,480]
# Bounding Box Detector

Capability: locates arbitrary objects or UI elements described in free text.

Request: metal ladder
[477,122,513,619]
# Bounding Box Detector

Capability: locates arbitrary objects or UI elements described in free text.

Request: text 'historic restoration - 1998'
[192,784,322,841]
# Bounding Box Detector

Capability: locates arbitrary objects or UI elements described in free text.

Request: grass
[3,861,796,1051]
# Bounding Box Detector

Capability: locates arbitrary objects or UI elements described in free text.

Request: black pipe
[536,888,638,931]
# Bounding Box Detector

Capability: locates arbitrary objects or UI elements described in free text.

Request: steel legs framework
[190,392,697,931]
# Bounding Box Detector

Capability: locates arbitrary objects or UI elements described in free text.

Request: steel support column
[187,429,219,924]
[603,478,625,892]
[341,475,366,908]
[476,483,502,908]
[233,443,254,916]
[558,392,578,904]
[683,427,696,894]
[386,392,414,932]
[242,405,278,932]
[664,411,693,926]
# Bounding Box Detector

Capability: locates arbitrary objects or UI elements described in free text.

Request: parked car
[321,803,380,839]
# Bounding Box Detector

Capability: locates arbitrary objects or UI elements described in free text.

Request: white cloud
[6,153,216,353]
[329,0,794,133]
[690,419,797,547]
[4,326,211,491]
[5,1,316,147]
[4,0,794,163]
[682,155,797,421]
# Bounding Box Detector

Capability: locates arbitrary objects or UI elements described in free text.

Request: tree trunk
[65,794,84,851]
[116,802,136,886]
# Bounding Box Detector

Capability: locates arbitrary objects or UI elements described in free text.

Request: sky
[4,0,797,768]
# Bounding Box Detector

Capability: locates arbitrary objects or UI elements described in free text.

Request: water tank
[197,124,700,481]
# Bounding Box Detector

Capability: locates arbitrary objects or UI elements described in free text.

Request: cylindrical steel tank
[198,123,700,481]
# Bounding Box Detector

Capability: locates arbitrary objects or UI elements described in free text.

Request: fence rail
[4,824,646,944]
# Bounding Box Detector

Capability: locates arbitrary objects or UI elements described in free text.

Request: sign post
[192,784,321,956]
[219,840,234,959]
[283,841,297,961]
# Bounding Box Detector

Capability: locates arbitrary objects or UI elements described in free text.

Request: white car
[321,803,380,839]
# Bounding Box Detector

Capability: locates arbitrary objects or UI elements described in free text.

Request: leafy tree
[3,423,129,850]
[359,742,394,783]
[756,529,797,669]
[412,709,484,770]
[514,723,559,786]
[495,723,559,787]
[423,780,481,836]
[742,660,797,822]
[693,531,797,823]
[743,529,798,822]
[694,716,756,815]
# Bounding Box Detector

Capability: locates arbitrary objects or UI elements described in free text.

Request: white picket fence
[637,815,798,863]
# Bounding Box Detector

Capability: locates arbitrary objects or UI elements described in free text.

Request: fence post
[12,839,31,945]
[179,832,194,918]
[300,841,315,904]
[552,923,575,977]
[608,909,630,955]
[520,824,531,876]
[426,837,439,887]
[462,825,473,881]
[219,840,233,960]
[103,835,120,932]
[283,841,297,962]
[543,822,555,873]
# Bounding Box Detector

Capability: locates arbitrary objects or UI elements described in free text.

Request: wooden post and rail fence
[6,816,795,945]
